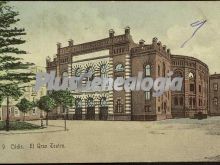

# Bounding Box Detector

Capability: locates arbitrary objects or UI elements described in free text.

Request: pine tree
[0,1,35,131]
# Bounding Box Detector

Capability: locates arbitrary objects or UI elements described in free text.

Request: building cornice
[171,54,209,70]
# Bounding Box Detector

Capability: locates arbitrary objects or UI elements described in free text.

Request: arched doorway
[86,97,95,120]
[99,97,108,120]
[75,98,82,120]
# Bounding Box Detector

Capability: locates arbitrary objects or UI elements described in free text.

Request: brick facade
[46,27,211,121]
[209,74,220,116]
[171,55,209,118]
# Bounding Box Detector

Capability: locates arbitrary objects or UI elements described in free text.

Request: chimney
[163,45,167,51]
[125,26,130,35]
[109,29,115,38]
[152,37,158,43]
[68,39,74,46]
[139,39,145,46]
[167,48,171,54]
[157,41,162,50]
[57,42,61,49]
[46,56,51,62]
[57,42,61,54]
[157,41,161,47]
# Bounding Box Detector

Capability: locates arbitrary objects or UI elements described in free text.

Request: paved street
[0,117,220,163]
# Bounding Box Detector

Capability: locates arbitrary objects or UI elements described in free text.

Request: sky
[10,1,220,74]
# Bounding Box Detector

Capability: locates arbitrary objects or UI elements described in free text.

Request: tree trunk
[64,107,69,131]
[66,107,69,119]
[46,112,48,126]
[5,96,10,131]
[40,110,43,127]
[64,106,66,131]
[23,113,25,121]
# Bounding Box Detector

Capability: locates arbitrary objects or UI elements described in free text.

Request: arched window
[145,91,151,100]
[189,98,192,106]
[115,98,123,113]
[86,67,94,81]
[75,68,81,77]
[62,72,68,77]
[174,70,183,77]
[174,97,178,105]
[199,99,202,106]
[164,102,167,111]
[75,98,82,108]
[158,106,161,112]
[199,74,203,80]
[61,71,68,84]
[86,66,92,73]
[100,64,108,78]
[189,72,194,79]
[100,97,107,107]
[158,65,160,76]
[162,62,166,77]
[145,65,151,76]
[179,97,183,105]
[115,64,124,72]
[145,105,151,112]
[87,97,94,107]
[213,83,218,91]
[193,98,196,106]
[213,97,218,106]
[189,72,195,92]
[173,70,184,92]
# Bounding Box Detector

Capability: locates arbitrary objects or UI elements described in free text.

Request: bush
[0,121,41,131]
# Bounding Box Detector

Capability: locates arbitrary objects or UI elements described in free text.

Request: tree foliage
[0,1,27,54]
[16,98,34,121]
[37,95,56,126]
[37,95,56,113]
[0,84,23,99]
[0,1,35,131]
[49,90,75,109]
[0,1,35,94]
[16,98,33,113]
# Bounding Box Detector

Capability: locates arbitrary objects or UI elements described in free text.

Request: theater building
[209,73,220,116]
[46,27,209,121]
[171,55,209,118]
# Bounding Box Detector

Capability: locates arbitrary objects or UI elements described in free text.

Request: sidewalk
[0,120,67,135]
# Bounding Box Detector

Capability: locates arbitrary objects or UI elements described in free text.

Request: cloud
[165,15,220,74]
[10,1,220,74]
